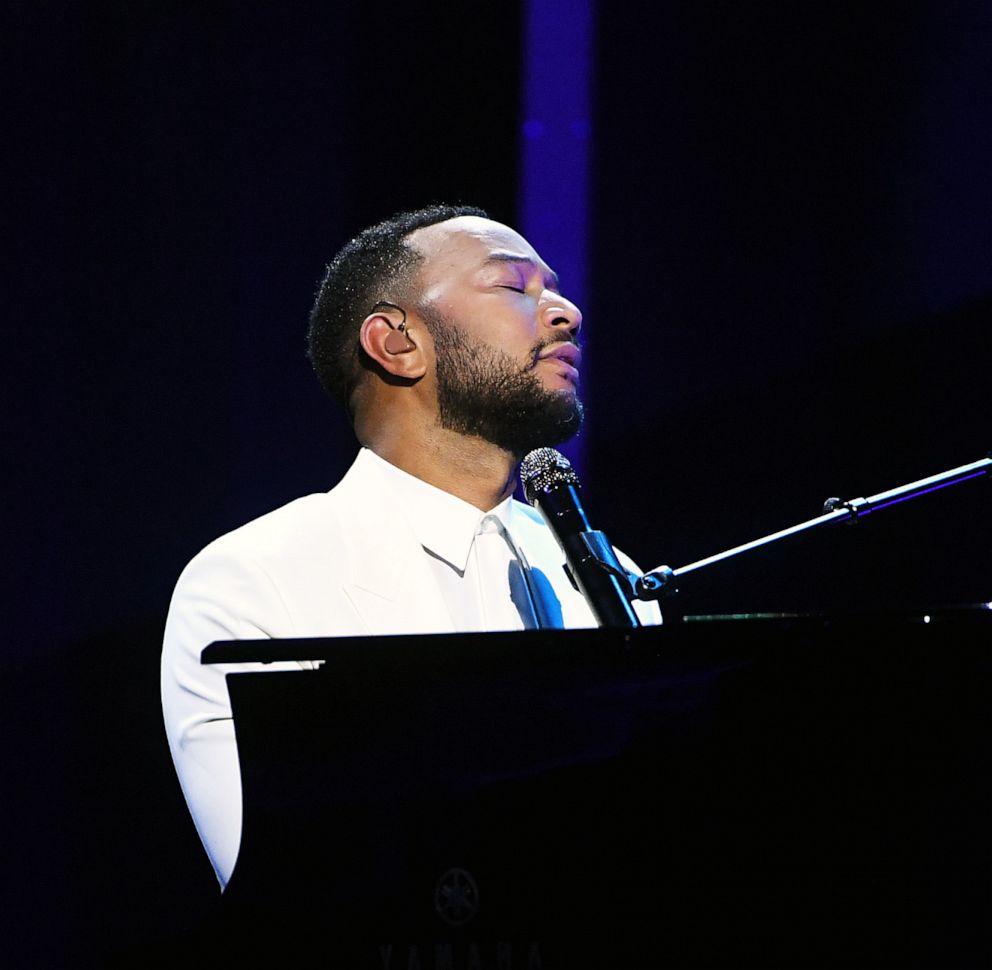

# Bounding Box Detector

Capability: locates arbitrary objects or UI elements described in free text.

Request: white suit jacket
[161,448,659,887]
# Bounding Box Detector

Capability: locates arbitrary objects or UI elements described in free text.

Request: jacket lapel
[334,451,457,636]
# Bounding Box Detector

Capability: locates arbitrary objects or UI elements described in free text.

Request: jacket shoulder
[198,492,342,564]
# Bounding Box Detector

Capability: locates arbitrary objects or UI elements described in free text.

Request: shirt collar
[359,448,519,573]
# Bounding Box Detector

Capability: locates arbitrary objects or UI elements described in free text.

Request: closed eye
[498,285,525,293]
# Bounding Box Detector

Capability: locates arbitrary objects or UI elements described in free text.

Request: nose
[542,292,582,339]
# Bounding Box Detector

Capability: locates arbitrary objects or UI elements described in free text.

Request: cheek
[426,291,539,354]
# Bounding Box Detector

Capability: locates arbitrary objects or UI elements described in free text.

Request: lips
[537,341,582,383]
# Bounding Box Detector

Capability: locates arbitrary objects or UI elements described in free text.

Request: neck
[361,423,519,511]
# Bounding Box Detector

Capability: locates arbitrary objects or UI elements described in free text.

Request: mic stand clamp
[634,566,676,601]
[822,495,872,520]
[562,531,641,600]
[565,533,677,603]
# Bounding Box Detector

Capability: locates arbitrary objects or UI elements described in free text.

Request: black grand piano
[201,608,991,969]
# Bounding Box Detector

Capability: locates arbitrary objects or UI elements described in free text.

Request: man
[161,204,659,889]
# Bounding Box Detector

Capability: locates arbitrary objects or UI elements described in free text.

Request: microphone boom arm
[635,455,991,601]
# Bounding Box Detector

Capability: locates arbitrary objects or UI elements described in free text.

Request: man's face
[406,217,584,455]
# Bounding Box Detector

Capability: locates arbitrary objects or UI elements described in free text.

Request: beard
[419,303,584,457]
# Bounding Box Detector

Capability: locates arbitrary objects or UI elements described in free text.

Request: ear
[359,310,427,380]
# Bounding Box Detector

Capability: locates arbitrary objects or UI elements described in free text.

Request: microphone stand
[634,456,991,601]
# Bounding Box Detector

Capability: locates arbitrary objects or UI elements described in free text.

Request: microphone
[520,448,641,628]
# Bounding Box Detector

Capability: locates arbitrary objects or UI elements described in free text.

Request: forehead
[406,216,548,284]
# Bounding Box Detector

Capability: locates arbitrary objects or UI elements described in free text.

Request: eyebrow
[483,253,560,291]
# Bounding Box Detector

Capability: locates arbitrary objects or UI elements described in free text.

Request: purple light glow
[522,119,544,140]
[869,470,987,512]
[519,0,594,482]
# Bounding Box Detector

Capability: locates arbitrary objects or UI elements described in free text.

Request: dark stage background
[5,2,989,965]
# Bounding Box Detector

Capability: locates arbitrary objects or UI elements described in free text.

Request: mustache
[530,335,581,366]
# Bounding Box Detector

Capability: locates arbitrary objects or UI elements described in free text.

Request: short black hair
[307,203,488,414]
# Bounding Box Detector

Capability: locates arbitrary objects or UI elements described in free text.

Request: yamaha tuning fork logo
[373,868,544,969]
[434,867,480,926]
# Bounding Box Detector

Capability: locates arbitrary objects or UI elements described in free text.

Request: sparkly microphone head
[520,447,580,505]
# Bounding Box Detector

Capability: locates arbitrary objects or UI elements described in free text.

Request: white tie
[474,515,540,631]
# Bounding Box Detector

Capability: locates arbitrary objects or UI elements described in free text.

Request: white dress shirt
[365,450,551,632]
